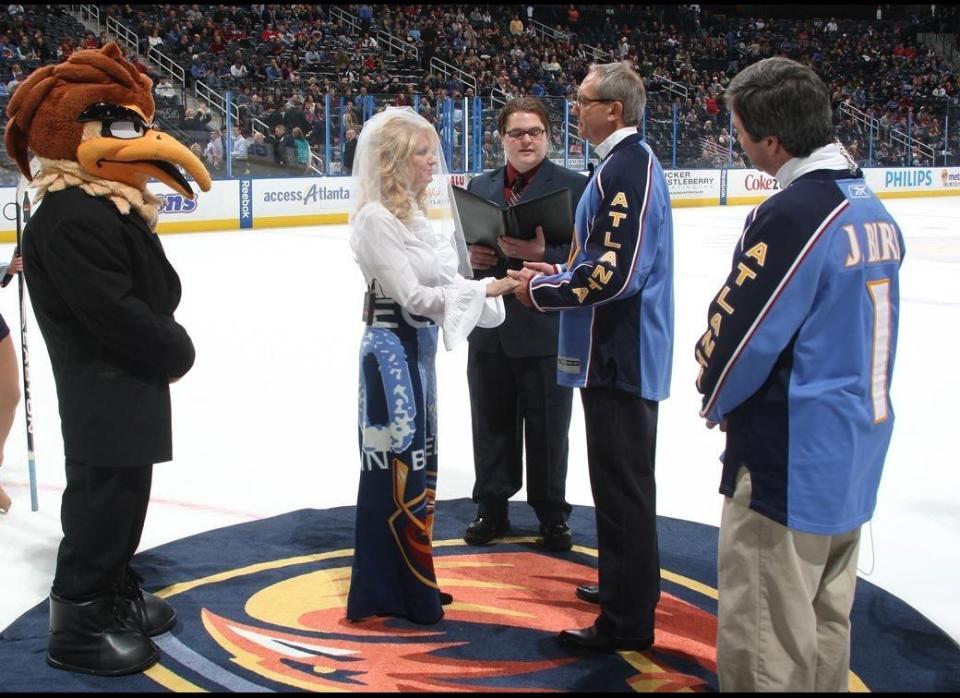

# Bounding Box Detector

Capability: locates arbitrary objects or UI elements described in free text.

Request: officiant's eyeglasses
[571,95,617,108]
[504,127,546,140]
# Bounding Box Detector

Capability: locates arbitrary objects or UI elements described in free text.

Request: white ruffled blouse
[350,202,506,350]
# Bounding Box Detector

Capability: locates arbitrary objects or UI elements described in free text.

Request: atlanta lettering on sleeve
[696,241,768,377]
[571,191,628,304]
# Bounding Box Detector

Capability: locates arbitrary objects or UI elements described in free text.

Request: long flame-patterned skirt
[347,309,443,625]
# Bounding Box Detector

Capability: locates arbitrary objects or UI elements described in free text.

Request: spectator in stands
[292,127,310,171]
[57,36,74,60]
[30,34,53,62]
[230,56,247,80]
[261,98,282,131]
[353,86,369,109]
[181,105,212,140]
[247,93,263,120]
[154,75,177,100]
[343,102,360,132]
[174,33,190,56]
[248,130,269,159]
[283,99,310,139]
[147,28,163,50]
[358,4,373,33]
[343,128,358,173]
[509,15,524,36]
[267,123,295,167]
[303,43,321,65]
[188,33,206,57]
[230,124,250,163]
[420,20,438,70]
[542,54,562,77]
[190,55,208,82]
[15,35,34,60]
[5,63,24,94]
[266,58,282,81]
[204,129,225,171]
[209,30,226,55]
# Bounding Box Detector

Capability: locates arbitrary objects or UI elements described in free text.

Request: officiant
[463,97,587,551]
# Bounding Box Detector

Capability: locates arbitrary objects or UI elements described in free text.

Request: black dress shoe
[439,591,453,606]
[463,516,510,545]
[558,625,654,652]
[539,521,573,551]
[575,583,600,604]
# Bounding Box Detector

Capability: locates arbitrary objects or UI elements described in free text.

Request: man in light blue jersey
[510,61,674,653]
[695,57,905,691]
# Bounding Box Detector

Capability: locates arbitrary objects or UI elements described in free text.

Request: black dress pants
[467,345,573,524]
[52,459,153,602]
[581,386,660,641]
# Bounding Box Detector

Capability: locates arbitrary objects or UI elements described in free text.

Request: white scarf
[775,142,859,189]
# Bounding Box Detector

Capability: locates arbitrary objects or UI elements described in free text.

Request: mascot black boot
[47,593,159,676]
[120,568,177,637]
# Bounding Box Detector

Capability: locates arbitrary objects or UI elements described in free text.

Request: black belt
[364,282,435,329]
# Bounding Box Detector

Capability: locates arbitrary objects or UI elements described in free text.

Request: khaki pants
[717,467,861,692]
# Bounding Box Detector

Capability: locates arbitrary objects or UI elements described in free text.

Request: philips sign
[884,170,932,188]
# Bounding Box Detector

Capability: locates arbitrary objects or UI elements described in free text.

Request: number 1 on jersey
[866,279,892,424]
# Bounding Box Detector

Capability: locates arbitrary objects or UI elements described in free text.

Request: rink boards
[1,166,958,239]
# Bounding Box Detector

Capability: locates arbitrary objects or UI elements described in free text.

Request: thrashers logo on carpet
[1,499,958,692]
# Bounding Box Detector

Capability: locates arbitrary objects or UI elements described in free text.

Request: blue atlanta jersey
[529,133,674,399]
[696,169,904,535]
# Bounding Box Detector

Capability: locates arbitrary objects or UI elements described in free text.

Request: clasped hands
[473,226,550,306]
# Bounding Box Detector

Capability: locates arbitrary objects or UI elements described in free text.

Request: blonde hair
[365,116,436,223]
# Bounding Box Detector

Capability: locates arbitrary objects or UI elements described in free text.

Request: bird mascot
[4,42,211,676]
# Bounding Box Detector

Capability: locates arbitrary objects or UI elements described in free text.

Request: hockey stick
[13,178,38,511]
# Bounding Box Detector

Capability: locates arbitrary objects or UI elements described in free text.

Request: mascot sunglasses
[77,103,158,140]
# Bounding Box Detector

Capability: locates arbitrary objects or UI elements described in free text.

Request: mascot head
[4,42,211,198]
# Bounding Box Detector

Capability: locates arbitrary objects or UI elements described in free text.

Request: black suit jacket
[466,159,587,357]
[23,187,195,467]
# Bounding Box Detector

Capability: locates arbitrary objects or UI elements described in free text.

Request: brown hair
[4,42,154,179]
[496,96,551,138]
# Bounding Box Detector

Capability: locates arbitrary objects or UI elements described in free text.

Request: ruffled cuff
[440,277,505,351]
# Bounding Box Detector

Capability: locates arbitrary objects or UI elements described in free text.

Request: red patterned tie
[509,173,526,207]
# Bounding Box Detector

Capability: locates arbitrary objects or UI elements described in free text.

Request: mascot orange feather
[4,42,210,677]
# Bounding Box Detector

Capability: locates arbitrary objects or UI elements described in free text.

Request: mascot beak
[75,103,212,199]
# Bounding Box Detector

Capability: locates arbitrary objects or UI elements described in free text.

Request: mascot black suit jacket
[5,41,211,468]
[24,188,195,465]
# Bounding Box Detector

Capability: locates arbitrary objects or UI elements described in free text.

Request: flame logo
[156,550,719,692]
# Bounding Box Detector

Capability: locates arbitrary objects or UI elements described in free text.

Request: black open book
[452,186,574,251]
